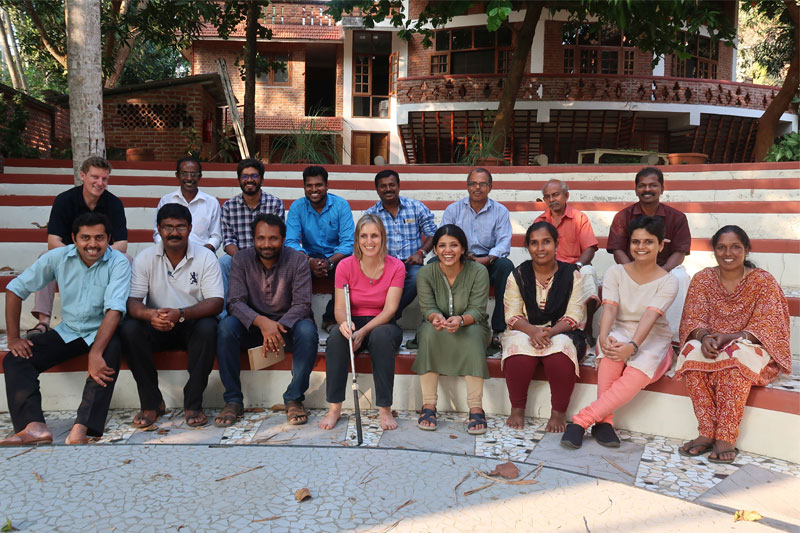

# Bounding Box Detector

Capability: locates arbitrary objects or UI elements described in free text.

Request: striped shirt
[364,196,437,260]
[221,191,285,250]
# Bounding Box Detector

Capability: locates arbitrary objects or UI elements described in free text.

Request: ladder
[216,58,250,159]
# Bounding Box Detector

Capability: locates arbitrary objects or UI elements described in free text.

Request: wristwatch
[459,316,465,327]
[628,340,639,356]
[327,260,335,273]
[575,262,583,268]
[178,308,185,323]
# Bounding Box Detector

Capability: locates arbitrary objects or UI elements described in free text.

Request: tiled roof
[198,23,342,41]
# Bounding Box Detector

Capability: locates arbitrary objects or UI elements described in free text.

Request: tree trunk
[243,0,259,156]
[753,0,799,161]
[0,9,23,91]
[102,0,138,88]
[2,9,28,93]
[489,1,544,157]
[66,0,105,185]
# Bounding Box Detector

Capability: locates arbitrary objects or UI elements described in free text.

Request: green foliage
[738,0,796,85]
[233,47,286,82]
[764,131,800,162]
[270,113,340,164]
[460,121,506,166]
[1,516,18,531]
[212,127,239,163]
[0,94,40,158]
[118,41,190,86]
[183,127,203,161]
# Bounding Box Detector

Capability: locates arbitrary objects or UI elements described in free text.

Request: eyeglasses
[240,173,261,181]
[161,224,189,233]
[179,171,200,178]
[467,181,490,189]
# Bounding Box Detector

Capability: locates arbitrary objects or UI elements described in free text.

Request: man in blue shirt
[1,212,131,446]
[365,169,437,320]
[285,166,354,328]
[441,168,514,343]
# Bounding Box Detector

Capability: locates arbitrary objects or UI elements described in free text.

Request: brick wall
[103,84,218,162]
[0,85,54,157]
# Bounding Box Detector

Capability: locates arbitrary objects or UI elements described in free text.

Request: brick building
[189,0,797,165]
[0,83,61,158]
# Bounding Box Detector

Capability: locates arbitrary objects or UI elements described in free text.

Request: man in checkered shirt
[219,158,285,307]
[365,169,437,321]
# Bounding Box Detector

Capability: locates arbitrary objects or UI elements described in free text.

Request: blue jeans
[216,316,319,405]
[397,262,422,321]
[218,254,233,319]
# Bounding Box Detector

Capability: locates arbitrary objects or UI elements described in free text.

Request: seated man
[606,167,691,342]
[216,214,318,427]
[154,156,221,252]
[535,179,600,340]
[365,169,437,321]
[285,165,354,329]
[120,203,224,428]
[219,158,285,294]
[27,156,128,337]
[441,168,514,345]
[1,212,131,445]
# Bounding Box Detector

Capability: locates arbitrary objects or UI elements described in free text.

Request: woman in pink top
[319,214,405,431]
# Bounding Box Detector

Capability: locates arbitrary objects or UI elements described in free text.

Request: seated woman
[413,224,491,434]
[319,214,405,431]
[502,221,589,432]
[562,216,678,449]
[676,225,790,464]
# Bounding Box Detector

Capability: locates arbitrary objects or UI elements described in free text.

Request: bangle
[699,333,709,343]
[628,341,639,355]
[416,249,426,257]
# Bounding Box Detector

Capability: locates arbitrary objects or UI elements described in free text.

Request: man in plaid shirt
[365,169,437,321]
[219,158,285,306]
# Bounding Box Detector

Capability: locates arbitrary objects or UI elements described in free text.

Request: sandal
[708,445,739,464]
[24,322,49,340]
[417,408,437,431]
[185,409,208,427]
[678,438,714,457]
[286,401,309,426]
[467,411,488,435]
[131,403,166,428]
[591,422,620,448]
[213,402,244,428]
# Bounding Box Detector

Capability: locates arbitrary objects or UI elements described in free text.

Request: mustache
[167,236,182,241]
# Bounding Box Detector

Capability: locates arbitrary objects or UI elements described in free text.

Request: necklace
[363,260,382,284]
[534,265,557,286]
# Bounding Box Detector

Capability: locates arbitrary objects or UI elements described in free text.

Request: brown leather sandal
[286,401,308,425]
[213,402,244,428]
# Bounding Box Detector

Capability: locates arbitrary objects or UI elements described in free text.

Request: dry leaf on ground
[488,461,520,479]
[33,472,43,483]
[270,404,286,412]
[295,488,312,502]
[733,510,763,522]
[156,429,169,435]
[245,407,265,413]
[449,435,458,439]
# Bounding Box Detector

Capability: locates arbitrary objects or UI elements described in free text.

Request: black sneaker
[561,423,585,449]
[591,422,621,448]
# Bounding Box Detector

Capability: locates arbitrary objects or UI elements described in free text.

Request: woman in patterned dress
[676,225,791,463]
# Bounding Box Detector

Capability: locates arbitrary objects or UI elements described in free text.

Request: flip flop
[0,433,53,446]
[708,446,739,464]
[678,438,714,457]
[185,410,209,427]
[416,408,437,431]
[131,404,166,428]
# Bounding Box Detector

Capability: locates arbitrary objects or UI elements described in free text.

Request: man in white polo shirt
[153,157,222,252]
[120,203,224,428]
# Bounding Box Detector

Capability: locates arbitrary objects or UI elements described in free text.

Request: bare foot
[545,410,567,432]
[0,422,52,446]
[318,404,342,430]
[505,407,525,429]
[379,406,398,430]
[65,424,89,445]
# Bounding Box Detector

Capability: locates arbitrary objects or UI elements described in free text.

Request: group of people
[1,157,790,464]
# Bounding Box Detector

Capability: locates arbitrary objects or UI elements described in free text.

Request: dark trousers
[325,316,402,406]
[504,353,577,412]
[3,329,121,436]
[396,262,422,321]
[119,316,217,411]
[308,252,339,324]
[216,316,319,405]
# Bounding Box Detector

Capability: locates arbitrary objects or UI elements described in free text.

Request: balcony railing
[396,74,793,114]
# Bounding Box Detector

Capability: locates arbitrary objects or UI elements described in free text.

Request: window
[562,24,634,75]
[672,32,719,79]
[353,31,391,118]
[430,26,513,75]
[256,53,291,85]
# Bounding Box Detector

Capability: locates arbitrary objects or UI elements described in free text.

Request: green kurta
[412,260,491,378]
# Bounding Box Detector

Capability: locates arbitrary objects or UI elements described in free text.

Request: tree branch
[23,0,67,69]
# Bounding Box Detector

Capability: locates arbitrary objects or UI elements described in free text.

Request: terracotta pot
[667,152,708,165]
[476,156,507,166]
[126,148,155,162]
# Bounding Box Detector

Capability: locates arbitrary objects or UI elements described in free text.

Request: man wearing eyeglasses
[154,157,221,252]
[120,203,224,429]
[440,168,513,349]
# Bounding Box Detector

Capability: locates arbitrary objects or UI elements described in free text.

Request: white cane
[343,284,363,445]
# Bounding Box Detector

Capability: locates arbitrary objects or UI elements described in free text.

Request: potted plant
[667,152,708,165]
[461,121,507,166]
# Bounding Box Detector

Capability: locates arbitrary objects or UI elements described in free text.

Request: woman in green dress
[413,224,491,434]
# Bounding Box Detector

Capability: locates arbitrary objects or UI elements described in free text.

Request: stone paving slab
[377,418,476,455]
[252,415,349,446]
[697,464,800,529]
[0,445,778,532]
[126,412,227,445]
[44,418,76,445]
[526,431,644,485]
